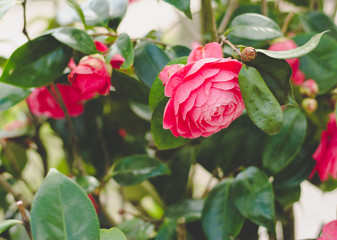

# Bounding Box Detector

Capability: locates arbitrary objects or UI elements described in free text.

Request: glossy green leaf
[202,179,244,240]
[155,218,177,240]
[293,34,337,94]
[0,219,22,234]
[50,27,97,54]
[100,228,127,240]
[232,167,275,232]
[274,185,300,208]
[30,169,100,240]
[227,13,282,40]
[0,56,7,67]
[134,41,170,87]
[66,0,86,25]
[247,52,295,106]
[0,0,17,20]
[165,45,191,59]
[300,11,337,40]
[107,33,133,69]
[0,82,32,110]
[74,175,100,193]
[118,218,155,240]
[81,0,110,26]
[257,31,327,59]
[111,70,149,104]
[263,108,307,174]
[149,56,187,111]
[166,199,204,222]
[0,35,72,87]
[238,65,283,135]
[163,0,191,19]
[196,114,266,176]
[151,98,190,150]
[113,154,171,186]
[1,142,28,178]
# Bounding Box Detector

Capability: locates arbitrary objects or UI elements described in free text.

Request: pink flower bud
[318,220,337,239]
[300,79,319,97]
[302,98,317,113]
[110,54,125,69]
[68,55,112,100]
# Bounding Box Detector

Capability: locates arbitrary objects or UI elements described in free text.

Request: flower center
[210,105,226,117]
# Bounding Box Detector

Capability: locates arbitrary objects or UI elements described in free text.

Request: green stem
[49,83,86,176]
[17,200,33,240]
[200,0,218,43]
[282,206,295,240]
[22,0,30,41]
[261,0,268,16]
[218,0,239,34]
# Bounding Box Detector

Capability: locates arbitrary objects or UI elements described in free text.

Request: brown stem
[17,201,33,240]
[0,175,30,205]
[177,219,187,240]
[200,0,218,42]
[90,32,170,47]
[261,0,268,16]
[332,0,337,20]
[281,12,295,34]
[310,0,320,10]
[218,0,239,34]
[220,36,241,57]
[282,206,295,240]
[22,0,30,41]
[48,83,86,176]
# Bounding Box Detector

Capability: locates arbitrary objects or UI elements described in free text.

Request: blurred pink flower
[110,54,125,69]
[68,55,112,100]
[268,39,305,86]
[300,79,319,97]
[27,84,84,119]
[159,42,244,139]
[318,220,337,240]
[311,114,337,181]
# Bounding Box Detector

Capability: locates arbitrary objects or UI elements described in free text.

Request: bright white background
[1,0,337,239]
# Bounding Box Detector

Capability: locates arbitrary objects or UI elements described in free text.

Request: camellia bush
[1,0,337,239]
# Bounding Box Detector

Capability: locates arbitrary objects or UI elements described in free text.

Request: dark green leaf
[74,175,100,193]
[106,0,128,30]
[257,31,327,59]
[166,199,204,222]
[232,167,275,232]
[66,0,86,25]
[100,228,127,240]
[149,56,187,111]
[263,108,307,174]
[113,154,171,186]
[118,218,155,240]
[0,219,22,234]
[294,34,337,93]
[1,142,28,178]
[0,56,7,67]
[0,0,16,20]
[107,33,133,69]
[274,185,300,208]
[50,27,97,54]
[247,52,295,106]
[134,41,170,87]
[300,11,337,40]
[163,0,191,19]
[238,65,283,135]
[155,218,177,240]
[0,35,72,88]
[111,70,149,104]
[196,114,266,176]
[202,179,244,240]
[165,45,191,59]
[227,13,282,40]
[0,82,32,110]
[151,98,190,150]
[30,169,100,240]
[81,0,110,26]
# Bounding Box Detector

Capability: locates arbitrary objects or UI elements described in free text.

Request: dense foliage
[0,0,337,239]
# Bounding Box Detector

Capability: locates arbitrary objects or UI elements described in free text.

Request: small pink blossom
[27,84,84,119]
[311,114,337,181]
[110,54,125,69]
[68,54,112,100]
[94,41,108,53]
[159,42,244,139]
[268,39,305,86]
[300,79,319,97]
[318,220,337,240]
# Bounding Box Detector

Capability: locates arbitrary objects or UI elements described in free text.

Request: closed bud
[300,79,319,97]
[241,47,257,62]
[302,98,318,113]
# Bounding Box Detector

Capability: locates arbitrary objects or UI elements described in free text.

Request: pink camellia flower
[318,220,337,240]
[94,41,108,53]
[311,114,337,181]
[159,42,244,139]
[110,54,125,69]
[27,84,84,119]
[68,54,112,100]
[268,38,305,86]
